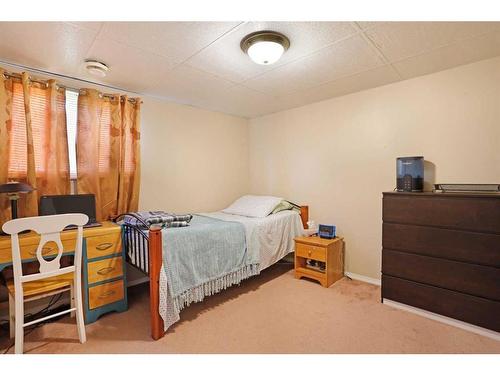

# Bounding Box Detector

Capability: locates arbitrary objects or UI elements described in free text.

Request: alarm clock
[318,224,336,239]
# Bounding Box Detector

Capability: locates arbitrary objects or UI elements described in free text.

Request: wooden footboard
[149,225,165,340]
[146,205,309,341]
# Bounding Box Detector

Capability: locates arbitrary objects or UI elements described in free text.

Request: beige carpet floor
[1,263,499,354]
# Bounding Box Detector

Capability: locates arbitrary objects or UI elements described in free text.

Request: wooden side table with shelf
[294,235,344,287]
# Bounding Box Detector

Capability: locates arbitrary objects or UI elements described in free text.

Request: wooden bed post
[300,205,309,229]
[149,225,165,340]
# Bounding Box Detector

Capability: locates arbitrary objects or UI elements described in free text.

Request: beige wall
[140,97,249,213]
[248,56,500,280]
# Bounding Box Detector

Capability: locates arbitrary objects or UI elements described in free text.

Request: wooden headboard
[300,205,309,229]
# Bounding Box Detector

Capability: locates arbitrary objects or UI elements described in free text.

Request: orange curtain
[0,69,70,226]
[76,89,141,221]
[0,68,13,226]
[117,96,141,214]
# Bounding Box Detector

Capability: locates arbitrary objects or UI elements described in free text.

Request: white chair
[2,213,88,354]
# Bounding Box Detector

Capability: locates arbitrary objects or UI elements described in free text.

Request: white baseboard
[345,272,381,286]
[383,298,500,342]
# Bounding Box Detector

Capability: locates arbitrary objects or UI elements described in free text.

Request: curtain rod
[0,63,142,104]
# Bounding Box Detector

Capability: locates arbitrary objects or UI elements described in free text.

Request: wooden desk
[0,221,128,324]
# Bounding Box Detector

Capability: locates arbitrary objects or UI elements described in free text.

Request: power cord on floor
[1,292,67,354]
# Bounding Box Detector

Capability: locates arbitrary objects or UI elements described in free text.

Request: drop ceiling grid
[183,21,361,85]
[1,21,500,119]
[240,33,387,97]
[361,22,500,63]
[351,22,404,80]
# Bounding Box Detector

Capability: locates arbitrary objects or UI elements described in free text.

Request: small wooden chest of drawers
[294,236,344,288]
[82,221,127,324]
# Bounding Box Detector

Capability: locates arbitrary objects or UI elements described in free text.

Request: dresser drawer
[86,231,122,259]
[383,249,500,301]
[88,280,124,310]
[383,223,500,267]
[296,243,326,262]
[382,275,500,332]
[87,256,123,284]
[383,194,500,233]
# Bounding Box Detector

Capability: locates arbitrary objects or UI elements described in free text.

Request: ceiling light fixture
[240,31,290,65]
[84,59,109,78]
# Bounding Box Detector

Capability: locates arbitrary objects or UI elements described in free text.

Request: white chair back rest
[2,214,88,289]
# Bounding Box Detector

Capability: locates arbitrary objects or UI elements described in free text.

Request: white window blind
[65,89,78,179]
[8,82,50,177]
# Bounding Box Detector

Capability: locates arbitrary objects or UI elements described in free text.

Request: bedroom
[0,0,499,371]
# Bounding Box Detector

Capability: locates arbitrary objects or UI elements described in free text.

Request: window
[8,86,123,180]
[65,89,79,179]
[65,90,114,177]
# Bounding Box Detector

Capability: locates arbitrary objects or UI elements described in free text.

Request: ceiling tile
[243,34,384,96]
[100,22,241,65]
[146,65,236,107]
[355,22,379,30]
[0,22,98,76]
[195,84,281,118]
[393,30,500,79]
[83,37,177,93]
[65,22,104,32]
[365,22,500,62]
[185,21,358,83]
[275,65,401,111]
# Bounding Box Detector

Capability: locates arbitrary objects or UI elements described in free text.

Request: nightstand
[294,236,344,287]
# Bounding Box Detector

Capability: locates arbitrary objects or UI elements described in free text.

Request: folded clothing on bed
[124,211,193,228]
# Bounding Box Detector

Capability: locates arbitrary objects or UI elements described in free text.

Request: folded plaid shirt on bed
[124,211,193,229]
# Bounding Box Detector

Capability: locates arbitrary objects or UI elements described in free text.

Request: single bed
[116,202,309,340]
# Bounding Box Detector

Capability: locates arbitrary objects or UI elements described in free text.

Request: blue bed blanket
[161,214,260,313]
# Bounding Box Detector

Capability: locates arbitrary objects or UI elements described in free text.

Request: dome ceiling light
[240,31,290,65]
[84,59,109,77]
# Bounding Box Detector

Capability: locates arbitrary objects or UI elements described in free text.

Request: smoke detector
[84,60,109,77]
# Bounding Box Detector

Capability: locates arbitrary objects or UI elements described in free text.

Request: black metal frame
[114,213,151,275]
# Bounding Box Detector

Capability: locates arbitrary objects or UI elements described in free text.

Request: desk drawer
[87,257,123,284]
[88,279,124,309]
[0,238,76,264]
[296,243,326,262]
[86,231,122,259]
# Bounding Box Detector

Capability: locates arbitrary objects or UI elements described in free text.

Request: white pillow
[222,195,283,218]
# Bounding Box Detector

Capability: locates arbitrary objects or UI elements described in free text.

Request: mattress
[201,210,304,271]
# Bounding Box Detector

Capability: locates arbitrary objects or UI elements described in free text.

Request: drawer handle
[308,250,312,256]
[96,242,113,251]
[98,290,116,299]
[97,266,115,275]
[29,247,56,257]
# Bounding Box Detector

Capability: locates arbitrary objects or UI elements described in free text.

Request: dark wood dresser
[382,192,500,332]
